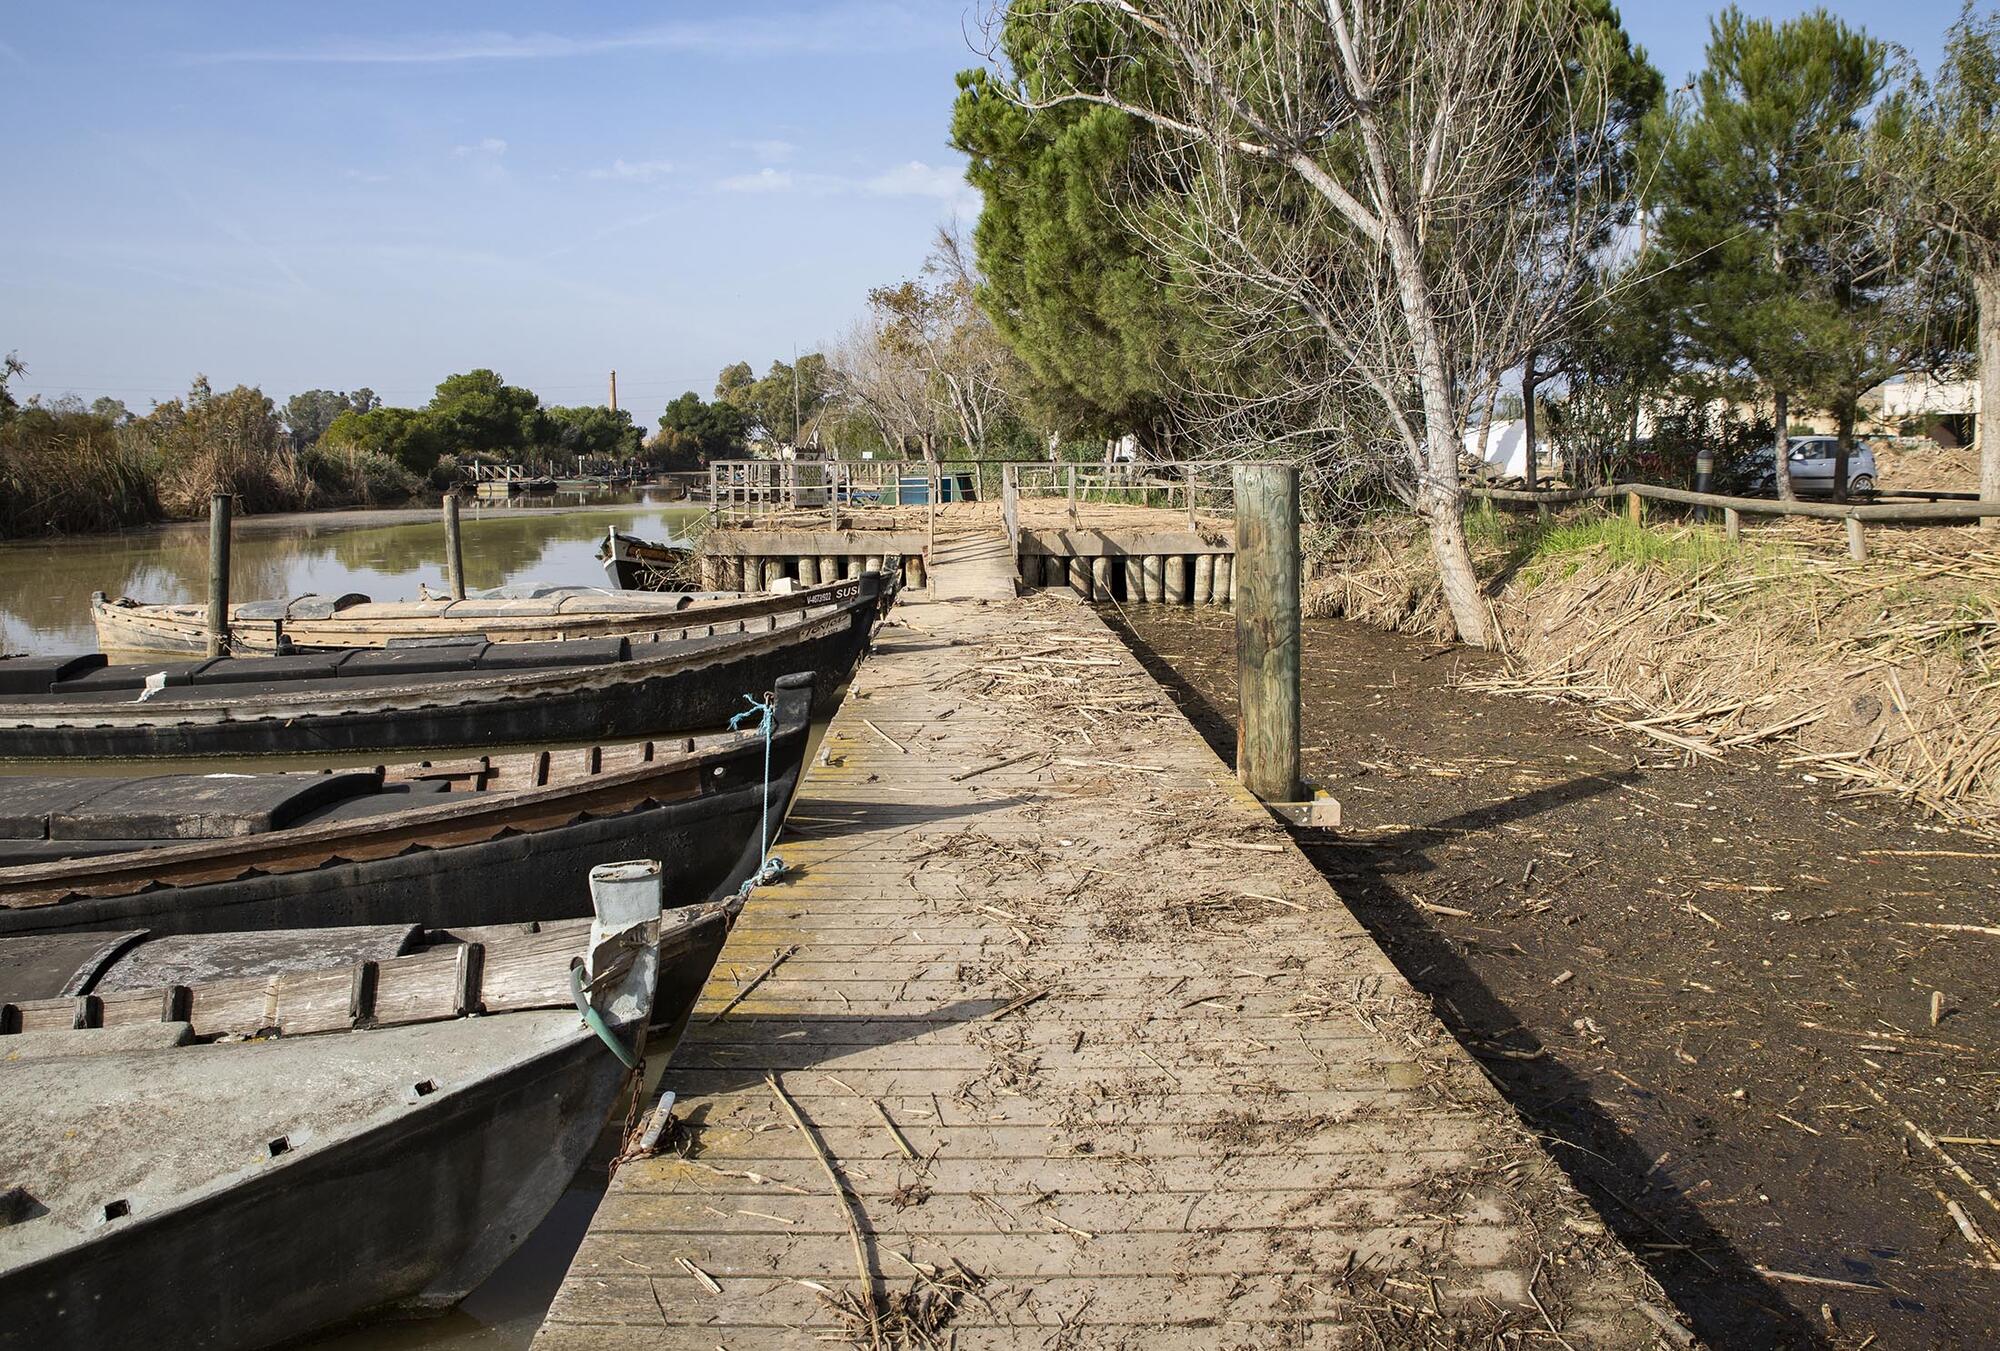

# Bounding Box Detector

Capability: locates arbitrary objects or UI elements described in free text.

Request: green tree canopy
[284,388,379,449]
[715,355,834,446]
[1653,5,1889,496]
[425,369,547,457]
[321,406,452,477]
[652,392,746,469]
[545,404,643,461]
[951,25,1191,447]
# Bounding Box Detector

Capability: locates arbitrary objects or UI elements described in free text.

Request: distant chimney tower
[608,370,618,412]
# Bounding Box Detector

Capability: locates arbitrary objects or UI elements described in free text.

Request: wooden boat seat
[0,655,105,696]
[234,594,369,622]
[0,771,385,841]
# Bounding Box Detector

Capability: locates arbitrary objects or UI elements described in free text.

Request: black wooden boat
[0,673,810,938]
[0,571,884,760]
[0,860,724,1351]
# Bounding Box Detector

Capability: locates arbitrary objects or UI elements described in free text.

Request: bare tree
[986,0,1641,646]
[828,231,1025,462]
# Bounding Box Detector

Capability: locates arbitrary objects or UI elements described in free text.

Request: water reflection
[0,496,707,655]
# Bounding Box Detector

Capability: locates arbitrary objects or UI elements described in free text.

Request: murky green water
[0,491,706,656]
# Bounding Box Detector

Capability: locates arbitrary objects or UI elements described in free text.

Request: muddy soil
[1108,604,2000,1351]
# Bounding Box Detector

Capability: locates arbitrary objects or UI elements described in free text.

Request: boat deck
[534,531,1675,1348]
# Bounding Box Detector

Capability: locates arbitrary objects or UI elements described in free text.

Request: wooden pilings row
[1020,553,1235,605]
[702,554,926,592]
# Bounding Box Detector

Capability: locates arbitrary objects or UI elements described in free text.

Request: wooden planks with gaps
[534,528,1679,1349]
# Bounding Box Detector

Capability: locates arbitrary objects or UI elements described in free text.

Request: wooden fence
[1470,481,2000,561]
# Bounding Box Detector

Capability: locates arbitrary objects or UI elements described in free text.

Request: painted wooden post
[205,492,232,659]
[1165,555,1188,605]
[1194,553,1215,605]
[1846,516,1868,561]
[1214,554,1233,607]
[442,493,466,600]
[1724,507,1741,543]
[1232,463,1300,802]
[1092,556,1111,600]
[1002,465,1019,556]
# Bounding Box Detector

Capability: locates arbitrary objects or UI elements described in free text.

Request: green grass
[1523,514,1738,575]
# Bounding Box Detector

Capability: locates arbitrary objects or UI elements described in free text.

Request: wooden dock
[535,530,1678,1348]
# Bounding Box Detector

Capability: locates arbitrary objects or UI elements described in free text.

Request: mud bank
[1112,603,2000,1351]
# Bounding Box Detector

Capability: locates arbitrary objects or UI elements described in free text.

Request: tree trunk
[1832,401,1855,504]
[1978,267,2000,530]
[1773,389,1794,501]
[1521,353,1539,490]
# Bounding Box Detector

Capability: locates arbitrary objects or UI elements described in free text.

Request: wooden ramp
[536,532,1679,1349]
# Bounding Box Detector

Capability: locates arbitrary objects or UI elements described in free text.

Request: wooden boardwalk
[535,532,1679,1349]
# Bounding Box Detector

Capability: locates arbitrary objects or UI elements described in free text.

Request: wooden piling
[442,494,466,600]
[1142,555,1165,604]
[1215,554,1233,607]
[1846,516,1868,561]
[820,554,839,585]
[1069,556,1091,599]
[762,559,786,591]
[1124,556,1145,603]
[865,554,884,578]
[1092,556,1111,601]
[205,492,232,659]
[906,555,927,589]
[1232,464,1300,802]
[844,556,860,581]
[1194,554,1215,606]
[1165,555,1188,605]
[797,555,820,587]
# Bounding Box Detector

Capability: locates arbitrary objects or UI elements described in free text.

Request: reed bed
[1312,509,2000,837]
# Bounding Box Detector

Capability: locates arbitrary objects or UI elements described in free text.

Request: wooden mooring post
[205,492,232,658]
[442,493,466,600]
[1232,463,1300,802]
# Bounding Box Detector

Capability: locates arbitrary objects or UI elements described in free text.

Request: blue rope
[729,691,786,897]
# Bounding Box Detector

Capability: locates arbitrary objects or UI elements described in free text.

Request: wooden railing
[1469,481,2000,560]
[998,460,1238,555]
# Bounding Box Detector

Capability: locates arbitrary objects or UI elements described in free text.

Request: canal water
[0,491,707,656]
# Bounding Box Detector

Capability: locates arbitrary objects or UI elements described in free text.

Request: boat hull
[0,581,881,760]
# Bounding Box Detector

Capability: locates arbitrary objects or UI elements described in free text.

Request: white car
[1745,437,1877,496]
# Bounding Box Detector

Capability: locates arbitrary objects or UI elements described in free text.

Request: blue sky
[0,1,1968,427]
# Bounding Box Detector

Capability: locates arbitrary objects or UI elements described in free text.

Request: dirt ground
[1109,604,2000,1351]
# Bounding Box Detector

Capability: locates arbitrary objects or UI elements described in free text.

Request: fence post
[1067,464,1079,527]
[1724,507,1741,543]
[442,493,466,600]
[1626,490,1644,526]
[1002,465,1019,561]
[1846,516,1868,561]
[1232,463,1301,803]
[1186,465,1198,530]
[205,492,232,659]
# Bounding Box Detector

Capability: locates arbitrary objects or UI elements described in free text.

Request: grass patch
[1525,514,1737,577]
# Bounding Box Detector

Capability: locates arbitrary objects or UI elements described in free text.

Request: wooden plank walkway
[535,531,1680,1349]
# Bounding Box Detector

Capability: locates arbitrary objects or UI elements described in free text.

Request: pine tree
[1654,7,1888,500]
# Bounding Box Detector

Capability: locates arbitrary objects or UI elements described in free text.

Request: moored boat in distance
[599,526,698,591]
[1,572,886,759]
[0,861,723,1351]
[92,573,865,655]
[0,672,810,936]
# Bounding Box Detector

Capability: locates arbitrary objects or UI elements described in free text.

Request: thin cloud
[735,138,797,165]
[863,160,966,200]
[589,157,674,183]
[716,168,795,194]
[453,137,508,158]
[192,7,938,65]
